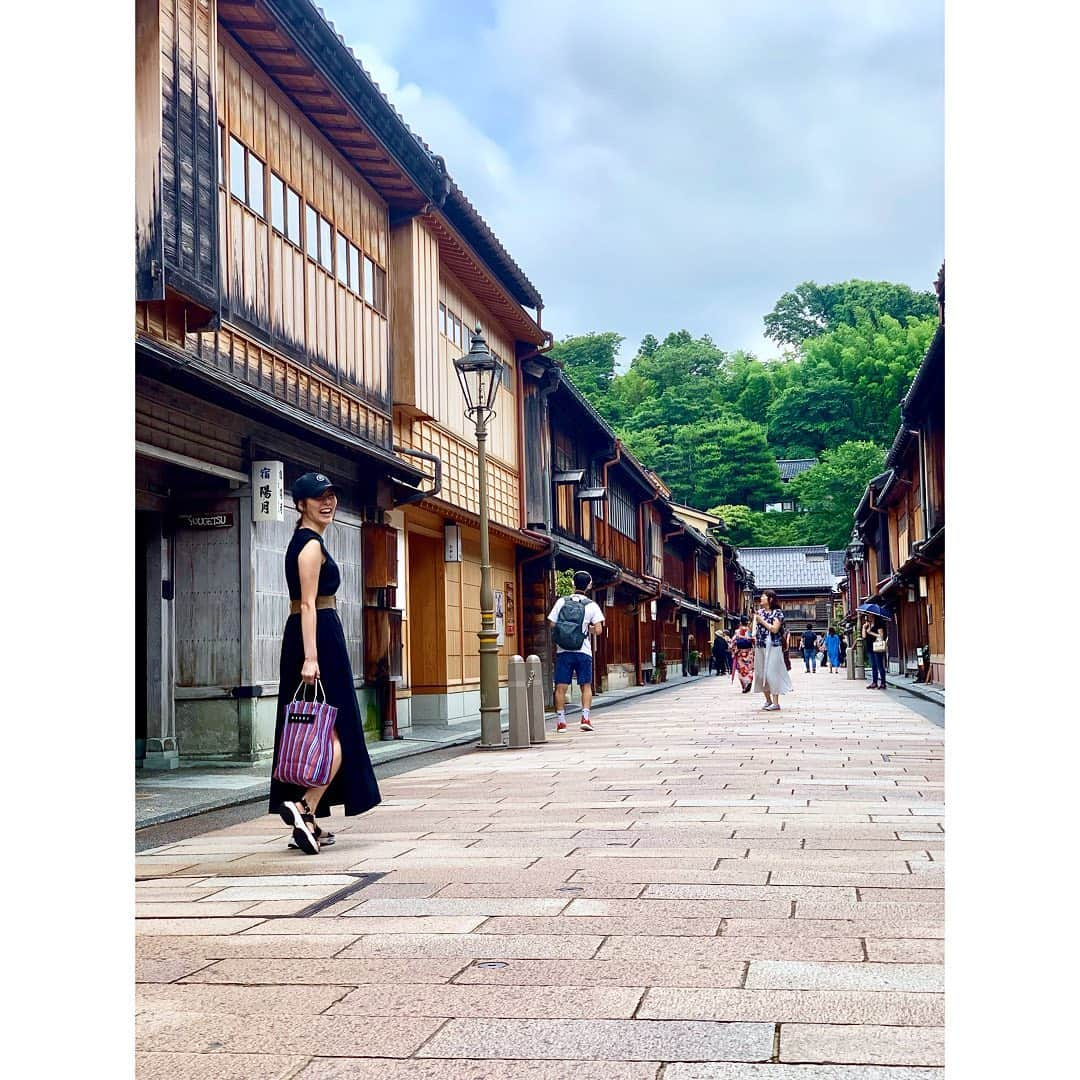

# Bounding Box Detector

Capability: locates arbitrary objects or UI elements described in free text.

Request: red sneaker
[580,719,594,732]
[555,721,567,733]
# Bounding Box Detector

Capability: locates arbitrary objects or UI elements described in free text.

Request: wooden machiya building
[517,369,725,694]
[846,265,945,686]
[134,0,547,766]
[388,181,549,730]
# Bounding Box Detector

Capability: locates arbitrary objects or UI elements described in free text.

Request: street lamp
[454,324,505,750]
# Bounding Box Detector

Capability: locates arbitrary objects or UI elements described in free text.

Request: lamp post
[454,324,505,750]
[846,537,867,680]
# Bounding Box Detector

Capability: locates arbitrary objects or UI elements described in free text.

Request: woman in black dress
[269,472,381,854]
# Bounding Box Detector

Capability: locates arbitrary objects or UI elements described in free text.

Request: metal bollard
[526,654,546,744]
[507,655,531,749]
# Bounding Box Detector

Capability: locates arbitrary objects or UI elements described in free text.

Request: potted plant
[655,651,667,682]
[687,649,701,676]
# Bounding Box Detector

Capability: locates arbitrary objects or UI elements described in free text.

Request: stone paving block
[136,1011,442,1058]
[329,983,643,1019]
[664,1065,943,1079]
[206,885,346,902]
[135,958,215,983]
[856,889,944,903]
[134,1051,309,1080]
[136,935,360,960]
[132,887,226,902]
[723,919,942,939]
[780,1024,944,1066]
[234,918,376,936]
[570,865,771,884]
[355,882,445,899]
[135,902,261,918]
[136,984,350,1015]
[795,901,944,920]
[565,898,792,919]
[642,884,858,902]
[292,1059,662,1080]
[179,957,470,985]
[317,916,488,935]
[437,881,647,900]
[746,961,943,992]
[598,936,863,962]
[417,1018,774,1062]
[338,934,603,960]
[638,987,944,1025]
[475,915,721,936]
[346,898,568,917]
[136,918,266,936]
[769,871,942,889]
[453,957,747,987]
[864,939,944,963]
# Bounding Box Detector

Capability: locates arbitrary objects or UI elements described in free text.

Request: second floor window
[269,174,302,247]
[228,135,265,217]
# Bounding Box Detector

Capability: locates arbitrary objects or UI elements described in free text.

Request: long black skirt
[268,609,381,819]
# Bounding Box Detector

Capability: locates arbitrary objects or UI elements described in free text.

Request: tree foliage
[763,279,937,348]
[550,277,934,551]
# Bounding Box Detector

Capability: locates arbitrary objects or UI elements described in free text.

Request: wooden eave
[218,0,439,212]
[422,212,546,346]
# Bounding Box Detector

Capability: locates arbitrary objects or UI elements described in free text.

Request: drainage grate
[291,872,386,918]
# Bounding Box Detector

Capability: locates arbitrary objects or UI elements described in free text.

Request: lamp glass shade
[453,323,503,417]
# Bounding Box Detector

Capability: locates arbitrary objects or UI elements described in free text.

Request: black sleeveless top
[285,527,341,601]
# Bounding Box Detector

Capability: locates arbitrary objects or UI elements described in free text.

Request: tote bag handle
[291,679,326,704]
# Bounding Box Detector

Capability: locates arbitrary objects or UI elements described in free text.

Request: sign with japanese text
[252,460,285,522]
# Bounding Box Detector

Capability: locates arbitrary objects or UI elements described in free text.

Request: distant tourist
[862,614,889,690]
[825,626,842,673]
[712,630,730,676]
[548,570,605,732]
[752,590,792,710]
[801,624,818,673]
[731,618,755,693]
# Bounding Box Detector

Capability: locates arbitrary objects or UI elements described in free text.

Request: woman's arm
[297,539,323,684]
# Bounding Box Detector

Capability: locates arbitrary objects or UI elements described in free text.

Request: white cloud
[319,0,943,363]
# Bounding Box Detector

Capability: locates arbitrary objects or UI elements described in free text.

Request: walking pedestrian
[801,624,818,673]
[269,473,381,855]
[825,626,842,673]
[731,618,755,693]
[548,570,605,732]
[862,614,890,689]
[712,630,730,676]
[752,590,793,710]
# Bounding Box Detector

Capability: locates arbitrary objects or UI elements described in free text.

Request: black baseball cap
[291,472,336,501]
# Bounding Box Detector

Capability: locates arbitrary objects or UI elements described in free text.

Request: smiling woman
[269,471,382,855]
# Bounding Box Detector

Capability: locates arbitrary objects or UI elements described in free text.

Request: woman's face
[759,594,769,609]
[301,489,337,526]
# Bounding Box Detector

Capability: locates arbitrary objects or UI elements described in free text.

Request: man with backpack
[548,570,606,732]
[801,624,818,673]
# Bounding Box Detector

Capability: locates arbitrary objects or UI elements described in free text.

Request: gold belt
[289,596,337,615]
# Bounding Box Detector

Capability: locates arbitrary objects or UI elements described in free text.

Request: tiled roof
[736,546,838,589]
[777,459,817,482]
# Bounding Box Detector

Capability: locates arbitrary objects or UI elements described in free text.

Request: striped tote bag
[273,681,337,788]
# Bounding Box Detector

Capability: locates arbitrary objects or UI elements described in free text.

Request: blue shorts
[554,651,593,687]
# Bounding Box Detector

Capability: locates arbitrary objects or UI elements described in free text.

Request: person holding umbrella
[858,603,892,690]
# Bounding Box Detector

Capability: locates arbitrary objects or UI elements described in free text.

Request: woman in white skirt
[751,589,792,711]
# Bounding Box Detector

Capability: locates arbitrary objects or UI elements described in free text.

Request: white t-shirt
[548,593,605,656]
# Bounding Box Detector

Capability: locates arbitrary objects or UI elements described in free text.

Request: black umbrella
[856,602,894,621]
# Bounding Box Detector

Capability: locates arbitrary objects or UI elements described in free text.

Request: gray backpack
[552,596,589,651]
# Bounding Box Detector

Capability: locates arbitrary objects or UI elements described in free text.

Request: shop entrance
[135,512,150,763]
[407,533,447,695]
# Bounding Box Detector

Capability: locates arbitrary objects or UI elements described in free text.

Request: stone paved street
[136,670,944,1079]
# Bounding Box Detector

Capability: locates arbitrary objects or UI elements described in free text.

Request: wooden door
[407,533,447,692]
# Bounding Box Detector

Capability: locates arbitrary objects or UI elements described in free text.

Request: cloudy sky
[318,0,943,365]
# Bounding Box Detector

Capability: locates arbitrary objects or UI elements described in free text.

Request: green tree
[549,332,623,404]
[710,503,810,548]
[801,316,937,443]
[787,440,887,549]
[766,372,859,457]
[764,279,938,348]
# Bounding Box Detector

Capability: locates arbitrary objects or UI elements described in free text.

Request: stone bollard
[526,654,546,744]
[507,655,531,749]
